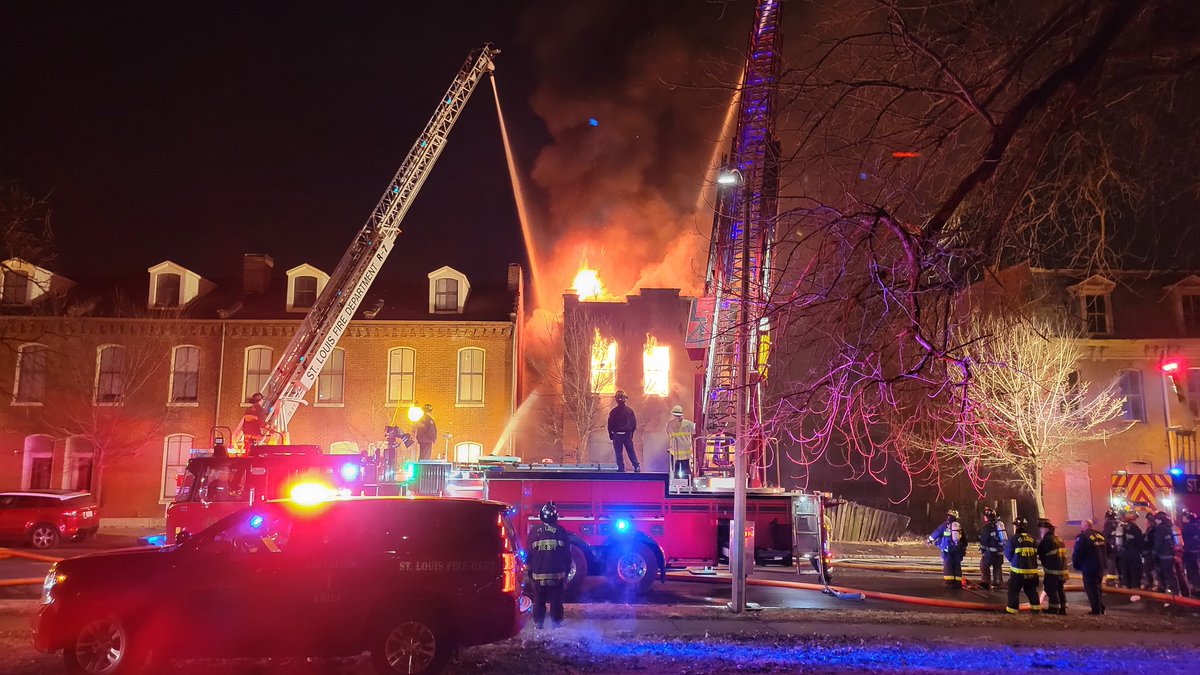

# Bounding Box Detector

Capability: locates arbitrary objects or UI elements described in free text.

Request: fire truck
[1110,470,1200,518]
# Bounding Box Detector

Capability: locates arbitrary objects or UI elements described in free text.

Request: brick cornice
[2,316,512,340]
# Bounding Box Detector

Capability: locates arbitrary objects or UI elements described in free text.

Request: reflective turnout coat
[526,523,572,586]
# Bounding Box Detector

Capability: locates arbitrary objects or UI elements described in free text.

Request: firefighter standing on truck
[665,405,695,480]
[928,510,966,589]
[978,507,1007,590]
[608,390,640,472]
[526,501,571,629]
[1005,516,1041,614]
[413,404,437,461]
[1037,518,1069,614]
[243,393,267,447]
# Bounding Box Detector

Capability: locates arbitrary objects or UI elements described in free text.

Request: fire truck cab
[166,445,378,541]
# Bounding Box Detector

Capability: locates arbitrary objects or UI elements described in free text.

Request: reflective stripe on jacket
[1037,534,1069,578]
[1006,531,1039,575]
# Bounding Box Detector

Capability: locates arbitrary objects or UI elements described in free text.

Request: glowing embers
[590,328,618,395]
[643,334,670,397]
[573,266,606,301]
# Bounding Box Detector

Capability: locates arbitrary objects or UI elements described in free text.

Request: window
[95,345,125,404]
[293,275,318,309]
[170,346,200,404]
[162,434,194,501]
[590,329,617,395]
[1188,368,1200,418]
[64,436,94,492]
[1183,294,1200,336]
[22,435,53,490]
[155,273,181,307]
[435,277,459,312]
[243,346,273,401]
[454,442,483,464]
[1082,293,1110,335]
[457,347,485,405]
[643,336,670,397]
[1118,369,1145,422]
[2,270,29,304]
[316,348,345,404]
[387,347,416,405]
[14,343,48,404]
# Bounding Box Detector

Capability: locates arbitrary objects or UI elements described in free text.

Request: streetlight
[718,166,751,614]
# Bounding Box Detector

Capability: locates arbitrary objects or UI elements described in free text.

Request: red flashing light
[1161,360,1182,373]
[891,151,920,158]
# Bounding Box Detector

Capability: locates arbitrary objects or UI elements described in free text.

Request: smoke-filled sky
[1,1,753,305]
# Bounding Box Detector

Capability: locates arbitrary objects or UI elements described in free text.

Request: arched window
[95,345,126,404]
[457,348,485,405]
[243,346,273,401]
[169,345,200,404]
[162,434,194,501]
[387,347,416,405]
[155,273,181,307]
[14,343,48,404]
[454,442,483,464]
[64,436,94,492]
[293,275,318,309]
[22,434,54,490]
[316,348,345,404]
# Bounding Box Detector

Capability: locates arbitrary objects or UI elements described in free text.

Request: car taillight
[63,511,78,518]
[498,513,518,594]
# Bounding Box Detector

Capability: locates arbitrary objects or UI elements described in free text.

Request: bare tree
[759,0,1199,492]
[527,312,614,463]
[905,313,1129,512]
[0,182,57,359]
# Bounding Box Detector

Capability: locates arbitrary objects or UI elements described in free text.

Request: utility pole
[730,171,752,614]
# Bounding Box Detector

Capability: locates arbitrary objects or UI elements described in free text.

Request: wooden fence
[827,500,910,542]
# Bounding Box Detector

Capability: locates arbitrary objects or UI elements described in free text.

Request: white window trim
[1187,368,1200,418]
[146,260,202,310]
[427,266,470,314]
[242,345,273,406]
[1179,292,1200,336]
[11,342,47,407]
[453,441,483,464]
[159,433,194,504]
[1118,368,1146,423]
[21,434,54,490]
[1078,292,1113,336]
[455,347,486,407]
[384,346,417,407]
[314,347,346,408]
[93,343,126,407]
[167,344,201,408]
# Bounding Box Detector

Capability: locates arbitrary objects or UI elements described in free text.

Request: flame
[643,334,670,397]
[573,266,606,301]
[590,328,617,394]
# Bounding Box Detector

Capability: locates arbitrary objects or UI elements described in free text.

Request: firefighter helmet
[1155,510,1169,522]
[249,392,264,403]
[1182,509,1197,523]
[1037,518,1054,530]
[615,390,629,402]
[982,506,997,521]
[539,501,559,525]
[1014,516,1029,530]
[671,405,684,416]
[1105,508,1118,519]
[946,509,959,520]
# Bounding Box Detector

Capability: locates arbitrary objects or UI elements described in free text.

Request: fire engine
[1110,470,1200,518]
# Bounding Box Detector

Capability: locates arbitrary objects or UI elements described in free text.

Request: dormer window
[1067,275,1115,336]
[147,260,208,309]
[1,270,29,305]
[2,259,74,305]
[1183,293,1200,336]
[427,266,470,314]
[285,264,329,313]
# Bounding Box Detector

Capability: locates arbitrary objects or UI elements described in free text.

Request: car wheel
[29,523,60,550]
[565,544,588,599]
[63,616,150,675]
[606,542,659,595]
[371,614,451,675]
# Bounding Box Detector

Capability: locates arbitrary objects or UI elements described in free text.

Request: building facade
[0,255,523,525]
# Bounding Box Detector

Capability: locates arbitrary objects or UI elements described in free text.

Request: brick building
[0,255,524,526]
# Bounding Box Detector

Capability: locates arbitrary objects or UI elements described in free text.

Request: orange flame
[590,328,617,395]
[573,265,606,301]
[643,334,670,397]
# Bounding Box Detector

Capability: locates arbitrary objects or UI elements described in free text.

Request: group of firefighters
[929,506,1200,615]
[608,389,697,476]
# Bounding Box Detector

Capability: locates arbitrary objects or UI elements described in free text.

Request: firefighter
[1142,511,1159,590]
[607,390,640,472]
[1102,508,1120,586]
[526,501,571,629]
[1072,519,1108,614]
[1182,509,1200,593]
[927,510,966,589]
[1005,516,1040,614]
[413,404,437,461]
[1037,518,1069,615]
[978,507,1008,590]
[1114,510,1144,590]
[1152,511,1183,596]
[665,405,695,480]
[242,393,267,446]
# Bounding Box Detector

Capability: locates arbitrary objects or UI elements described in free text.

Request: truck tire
[63,615,153,675]
[371,612,452,675]
[565,544,589,599]
[606,542,659,595]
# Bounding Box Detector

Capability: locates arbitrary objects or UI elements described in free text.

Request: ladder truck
[696,0,782,487]
[232,44,500,447]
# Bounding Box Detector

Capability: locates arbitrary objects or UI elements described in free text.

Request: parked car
[34,495,530,675]
[0,490,99,549]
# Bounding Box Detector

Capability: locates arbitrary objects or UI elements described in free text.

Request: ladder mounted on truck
[233,44,500,445]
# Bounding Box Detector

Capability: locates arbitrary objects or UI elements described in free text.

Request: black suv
[34,497,529,674]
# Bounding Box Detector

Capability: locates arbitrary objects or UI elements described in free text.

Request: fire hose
[0,548,64,564]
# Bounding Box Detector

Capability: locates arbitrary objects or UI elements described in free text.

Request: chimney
[242,254,274,295]
[507,263,523,293]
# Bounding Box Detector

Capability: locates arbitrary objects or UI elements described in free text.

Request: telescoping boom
[234,45,500,445]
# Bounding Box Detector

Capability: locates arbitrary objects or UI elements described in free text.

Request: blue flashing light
[588,117,599,127]
[517,549,528,563]
[392,186,400,194]
[142,534,168,547]
[615,518,631,534]
[859,172,869,180]
[1169,466,1184,477]
[445,96,454,104]
[340,463,361,482]
[249,514,265,529]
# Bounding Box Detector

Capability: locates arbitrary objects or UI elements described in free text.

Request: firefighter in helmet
[526,501,572,629]
[1102,508,1120,586]
[665,405,695,480]
[928,509,966,589]
[1037,518,1069,614]
[978,506,1007,590]
[242,393,267,446]
[1072,519,1108,614]
[1182,509,1200,593]
[607,390,640,472]
[1114,509,1145,589]
[1005,516,1041,614]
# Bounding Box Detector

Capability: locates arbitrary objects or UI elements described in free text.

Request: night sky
[0,2,748,292]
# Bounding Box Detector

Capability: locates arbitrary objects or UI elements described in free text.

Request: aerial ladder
[698,0,782,486]
[231,44,500,447]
